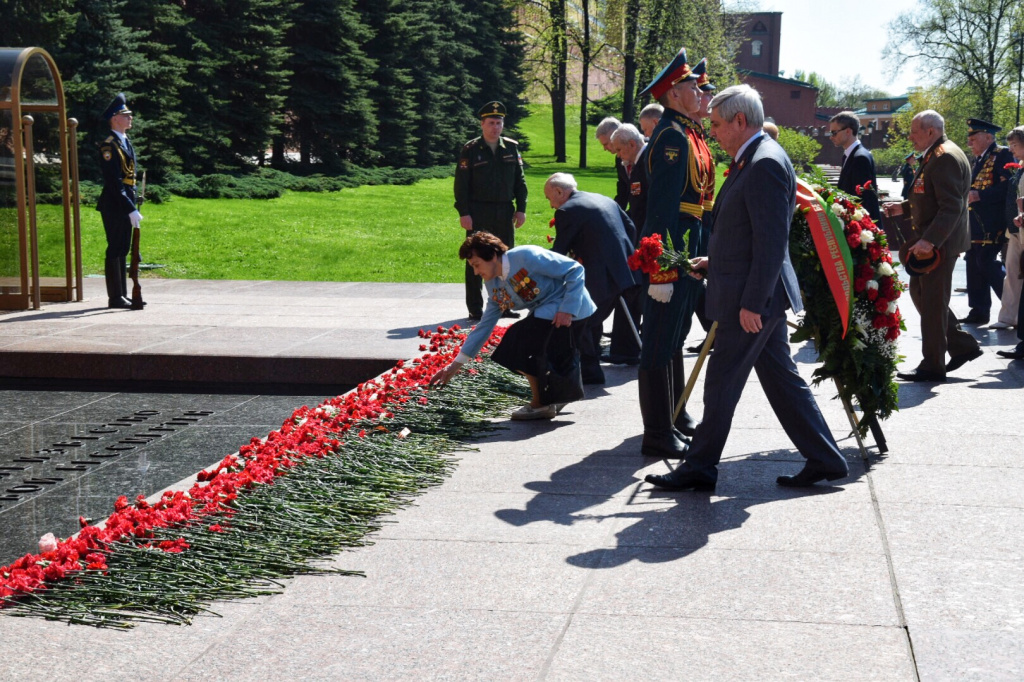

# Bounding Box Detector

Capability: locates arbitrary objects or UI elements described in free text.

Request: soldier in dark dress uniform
[960,118,1014,324]
[635,49,714,459]
[97,93,143,310]
[454,101,528,320]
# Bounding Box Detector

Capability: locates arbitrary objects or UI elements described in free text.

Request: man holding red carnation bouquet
[645,84,850,491]
[630,48,714,459]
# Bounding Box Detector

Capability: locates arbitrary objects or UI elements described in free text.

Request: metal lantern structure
[0,47,83,310]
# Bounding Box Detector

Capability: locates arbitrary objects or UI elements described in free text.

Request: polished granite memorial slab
[0,389,335,565]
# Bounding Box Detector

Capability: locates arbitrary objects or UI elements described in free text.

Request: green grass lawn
[3,104,725,283]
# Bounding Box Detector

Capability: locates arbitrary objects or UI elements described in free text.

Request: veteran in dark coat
[633,49,714,459]
[885,110,981,382]
[96,93,143,310]
[546,173,638,385]
[960,118,1015,325]
[454,101,528,319]
[645,84,850,492]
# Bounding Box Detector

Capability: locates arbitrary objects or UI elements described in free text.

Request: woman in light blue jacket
[430,231,597,419]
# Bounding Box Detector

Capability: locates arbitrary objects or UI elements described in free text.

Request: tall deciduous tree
[884,0,1024,122]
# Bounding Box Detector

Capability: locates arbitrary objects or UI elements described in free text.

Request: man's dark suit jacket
[837,142,880,223]
[706,134,801,322]
[551,190,638,305]
[624,146,649,243]
[614,157,630,210]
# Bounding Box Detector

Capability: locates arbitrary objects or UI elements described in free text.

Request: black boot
[105,256,129,307]
[638,367,688,458]
[670,351,699,437]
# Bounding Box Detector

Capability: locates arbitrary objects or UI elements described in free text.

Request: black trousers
[608,285,641,358]
[101,208,131,302]
[965,242,1004,314]
[465,201,515,315]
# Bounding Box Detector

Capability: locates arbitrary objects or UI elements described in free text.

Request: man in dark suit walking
[645,84,849,491]
[546,173,638,385]
[97,93,143,310]
[830,111,881,223]
[884,110,982,381]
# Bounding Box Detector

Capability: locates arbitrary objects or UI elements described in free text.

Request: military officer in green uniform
[454,101,528,320]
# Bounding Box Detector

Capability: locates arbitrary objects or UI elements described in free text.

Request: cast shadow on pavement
[494,443,861,569]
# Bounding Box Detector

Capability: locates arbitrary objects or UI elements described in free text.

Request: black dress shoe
[686,337,713,354]
[776,465,847,487]
[675,411,699,437]
[645,469,716,492]
[958,311,989,325]
[602,353,640,365]
[467,312,482,321]
[501,310,520,319]
[945,348,983,372]
[671,426,692,445]
[896,368,946,382]
[996,344,1024,359]
[640,431,688,458]
[108,296,132,309]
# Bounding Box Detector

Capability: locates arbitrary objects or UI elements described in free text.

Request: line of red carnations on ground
[0,324,500,602]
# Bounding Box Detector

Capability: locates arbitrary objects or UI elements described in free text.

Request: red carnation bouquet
[627,233,694,283]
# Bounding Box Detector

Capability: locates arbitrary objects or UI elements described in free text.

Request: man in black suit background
[830,111,881,223]
[546,173,639,385]
[646,84,849,491]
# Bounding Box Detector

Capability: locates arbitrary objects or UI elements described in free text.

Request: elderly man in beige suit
[884,110,981,382]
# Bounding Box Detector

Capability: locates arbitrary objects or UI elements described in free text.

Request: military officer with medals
[686,58,718,353]
[454,101,528,320]
[635,48,714,459]
[97,93,143,310]
[960,118,1014,325]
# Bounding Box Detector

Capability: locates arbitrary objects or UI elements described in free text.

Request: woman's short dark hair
[1008,125,1024,146]
[459,231,509,261]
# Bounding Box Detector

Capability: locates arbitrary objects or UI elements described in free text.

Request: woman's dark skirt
[491,314,585,377]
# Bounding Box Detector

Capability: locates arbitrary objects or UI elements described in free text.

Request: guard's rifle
[129,171,145,310]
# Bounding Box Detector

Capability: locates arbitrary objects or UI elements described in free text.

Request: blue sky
[728,0,924,95]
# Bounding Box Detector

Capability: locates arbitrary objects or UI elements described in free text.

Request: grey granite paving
[1,272,1022,680]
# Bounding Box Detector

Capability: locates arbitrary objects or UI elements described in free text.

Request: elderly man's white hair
[546,172,578,191]
[913,109,945,133]
[708,84,764,129]
[639,103,664,121]
[611,123,644,147]
[595,117,621,138]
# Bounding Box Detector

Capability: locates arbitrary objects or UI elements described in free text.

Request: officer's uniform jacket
[899,135,973,256]
[96,133,137,215]
[642,108,714,281]
[455,246,597,362]
[453,136,527,216]
[969,142,1014,242]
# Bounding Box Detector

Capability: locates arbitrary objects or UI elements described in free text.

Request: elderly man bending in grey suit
[645,84,849,491]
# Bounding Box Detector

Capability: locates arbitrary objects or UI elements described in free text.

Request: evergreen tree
[50,0,146,179]
[409,0,478,167]
[281,0,378,170]
[120,0,191,179]
[356,0,420,166]
[0,0,78,50]
[176,0,296,174]
[455,0,527,133]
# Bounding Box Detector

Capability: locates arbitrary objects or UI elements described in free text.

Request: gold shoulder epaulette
[934,145,946,157]
[104,136,114,143]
